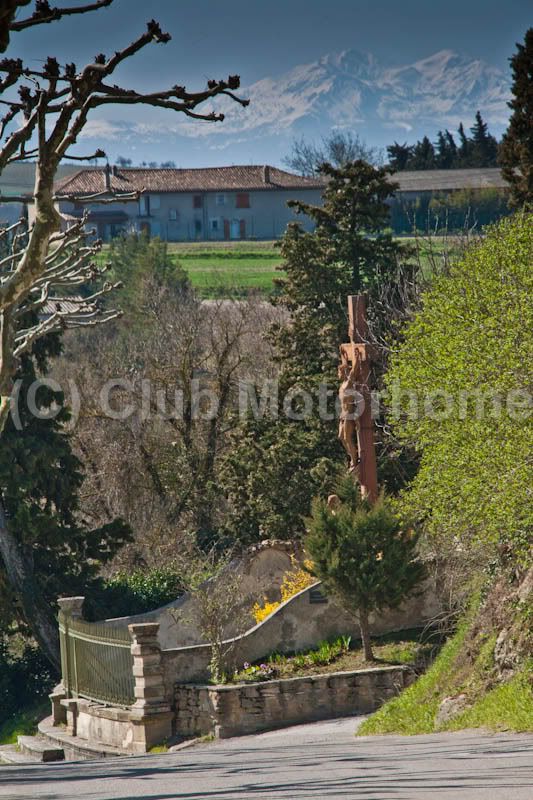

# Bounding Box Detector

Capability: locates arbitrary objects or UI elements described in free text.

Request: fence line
[59,611,135,707]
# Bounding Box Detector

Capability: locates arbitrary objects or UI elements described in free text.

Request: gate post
[128,622,173,753]
[54,596,85,728]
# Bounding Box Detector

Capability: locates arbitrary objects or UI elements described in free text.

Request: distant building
[51,165,325,242]
[392,167,508,199]
[389,168,509,233]
[18,164,509,240]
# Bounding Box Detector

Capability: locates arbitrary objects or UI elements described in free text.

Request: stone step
[17,735,65,762]
[38,716,130,761]
[0,744,42,765]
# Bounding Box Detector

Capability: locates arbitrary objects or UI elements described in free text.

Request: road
[0,717,532,800]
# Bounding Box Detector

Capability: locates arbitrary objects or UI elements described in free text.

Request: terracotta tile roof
[54,165,324,196]
[394,168,507,192]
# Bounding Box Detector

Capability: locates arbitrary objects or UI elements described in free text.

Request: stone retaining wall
[174,666,414,739]
[160,577,439,693]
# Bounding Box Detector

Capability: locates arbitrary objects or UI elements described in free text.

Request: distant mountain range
[77,48,513,166]
[236,48,510,139]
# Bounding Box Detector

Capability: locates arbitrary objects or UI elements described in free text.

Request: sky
[7,0,532,167]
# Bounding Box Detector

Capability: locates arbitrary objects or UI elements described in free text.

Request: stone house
[51,164,325,242]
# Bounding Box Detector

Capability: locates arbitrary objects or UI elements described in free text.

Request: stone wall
[160,577,441,695]
[174,666,414,739]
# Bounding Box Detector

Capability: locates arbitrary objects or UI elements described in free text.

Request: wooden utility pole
[339,295,379,504]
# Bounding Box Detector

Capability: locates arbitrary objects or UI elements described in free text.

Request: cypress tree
[499,28,533,207]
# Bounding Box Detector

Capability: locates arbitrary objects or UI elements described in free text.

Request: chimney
[104,163,111,191]
[263,164,270,184]
[112,165,119,177]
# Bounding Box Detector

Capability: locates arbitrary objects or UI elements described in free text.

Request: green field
[103,237,459,298]
[168,237,458,297]
[171,248,284,297]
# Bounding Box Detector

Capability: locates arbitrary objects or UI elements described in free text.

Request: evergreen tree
[220,161,412,544]
[305,483,425,660]
[387,142,413,171]
[445,130,458,165]
[457,122,472,166]
[470,111,499,166]
[108,233,190,316]
[409,136,436,170]
[499,28,533,207]
[435,130,454,168]
[0,328,131,667]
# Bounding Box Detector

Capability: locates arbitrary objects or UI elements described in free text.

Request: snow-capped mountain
[230,48,510,139]
[80,48,511,166]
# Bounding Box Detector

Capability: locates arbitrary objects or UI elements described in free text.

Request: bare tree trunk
[0,498,60,671]
[359,607,374,661]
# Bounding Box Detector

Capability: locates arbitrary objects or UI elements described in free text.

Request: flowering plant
[233,661,277,683]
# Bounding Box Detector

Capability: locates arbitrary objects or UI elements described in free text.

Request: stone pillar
[57,596,85,619]
[128,623,173,753]
[55,597,85,731]
[49,686,67,726]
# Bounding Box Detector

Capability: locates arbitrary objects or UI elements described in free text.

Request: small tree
[499,28,533,207]
[305,485,425,661]
[171,548,247,683]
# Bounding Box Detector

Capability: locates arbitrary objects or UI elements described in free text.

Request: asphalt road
[1,717,532,800]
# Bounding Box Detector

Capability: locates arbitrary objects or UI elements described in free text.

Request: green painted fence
[58,611,135,707]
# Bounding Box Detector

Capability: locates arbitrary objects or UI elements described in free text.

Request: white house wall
[57,188,324,242]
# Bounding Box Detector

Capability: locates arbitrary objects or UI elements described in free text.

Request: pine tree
[445,130,458,166]
[470,111,499,166]
[457,122,472,166]
[387,142,413,171]
[499,28,533,207]
[435,130,454,168]
[409,136,436,170]
[305,484,426,660]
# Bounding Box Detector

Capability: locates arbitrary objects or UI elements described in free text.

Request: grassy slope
[358,576,533,736]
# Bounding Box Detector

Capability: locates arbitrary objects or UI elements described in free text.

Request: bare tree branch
[10,0,114,33]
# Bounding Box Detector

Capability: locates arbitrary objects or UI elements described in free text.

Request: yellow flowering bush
[252,557,315,624]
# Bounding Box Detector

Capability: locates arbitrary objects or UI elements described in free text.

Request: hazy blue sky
[11,0,530,82]
[7,0,532,166]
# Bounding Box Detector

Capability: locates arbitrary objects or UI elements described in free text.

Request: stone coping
[177,663,413,691]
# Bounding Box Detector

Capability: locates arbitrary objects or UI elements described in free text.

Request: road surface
[1,717,532,800]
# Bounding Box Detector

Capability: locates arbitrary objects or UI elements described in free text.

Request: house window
[235,192,250,209]
[216,193,226,206]
[210,218,220,232]
[139,194,150,216]
[150,194,161,211]
[194,219,202,235]
[169,209,178,221]
[193,194,203,209]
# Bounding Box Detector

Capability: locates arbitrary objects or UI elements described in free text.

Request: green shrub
[305,488,425,661]
[87,567,185,620]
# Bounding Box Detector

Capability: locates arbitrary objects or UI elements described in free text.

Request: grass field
[172,249,284,297]
[168,237,457,297]
[103,236,460,298]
